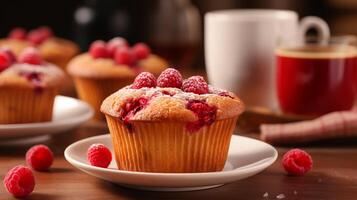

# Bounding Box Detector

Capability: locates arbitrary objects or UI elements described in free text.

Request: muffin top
[67,38,167,79]
[0,27,79,59]
[0,47,65,89]
[39,37,79,61]
[101,68,244,132]
[0,39,29,56]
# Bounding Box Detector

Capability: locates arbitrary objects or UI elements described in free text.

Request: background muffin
[0,27,79,95]
[0,47,65,124]
[101,68,244,173]
[68,37,167,120]
[0,27,79,69]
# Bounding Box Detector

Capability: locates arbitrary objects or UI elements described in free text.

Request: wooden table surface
[0,121,356,200]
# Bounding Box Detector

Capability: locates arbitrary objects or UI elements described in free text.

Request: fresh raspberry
[106,37,128,57]
[89,40,109,58]
[20,71,41,84]
[114,46,136,65]
[18,47,43,65]
[132,72,156,89]
[119,97,149,131]
[3,165,35,198]
[26,144,54,171]
[27,30,43,45]
[132,43,151,59]
[8,27,27,40]
[182,76,209,94]
[186,100,217,132]
[87,143,112,168]
[282,148,313,176]
[27,27,52,45]
[0,49,15,71]
[157,68,182,88]
[2,48,17,63]
[36,26,53,39]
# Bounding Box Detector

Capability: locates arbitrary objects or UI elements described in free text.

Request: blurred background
[0,0,355,69]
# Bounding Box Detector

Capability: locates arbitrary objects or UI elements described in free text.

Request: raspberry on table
[0,49,15,71]
[282,148,313,176]
[87,143,112,168]
[8,27,27,40]
[89,40,110,58]
[18,47,43,65]
[157,68,183,88]
[26,144,54,171]
[182,76,209,94]
[132,72,156,89]
[106,37,128,57]
[132,43,151,60]
[114,46,137,66]
[3,165,35,198]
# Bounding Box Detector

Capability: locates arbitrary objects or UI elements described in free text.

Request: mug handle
[298,16,330,45]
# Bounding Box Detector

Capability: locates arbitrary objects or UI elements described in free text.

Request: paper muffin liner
[74,77,133,120]
[0,87,57,124]
[106,115,239,173]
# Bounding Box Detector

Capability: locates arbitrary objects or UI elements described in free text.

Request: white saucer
[0,96,94,140]
[65,134,278,191]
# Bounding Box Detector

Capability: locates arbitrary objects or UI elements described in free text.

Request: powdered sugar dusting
[263,192,269,198]
[208,85,226,94]
[10,63,62,75]
[276,194,285,199]
[122,85,228,102]
[0,62,65,87]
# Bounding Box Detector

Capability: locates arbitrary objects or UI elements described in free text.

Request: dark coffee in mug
[276,45,357,116]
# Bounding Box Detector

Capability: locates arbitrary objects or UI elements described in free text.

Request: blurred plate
[65,134,277,192]
[0,96,93,139]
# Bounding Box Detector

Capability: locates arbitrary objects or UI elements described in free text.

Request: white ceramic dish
[0,96,94,139]
[65,134,278,191]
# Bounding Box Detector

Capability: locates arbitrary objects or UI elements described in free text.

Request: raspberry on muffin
[67,37,168,120]
[101,69,244,173]
[157,68,182,88]
[131,72,156,89]
[0,26,79,70]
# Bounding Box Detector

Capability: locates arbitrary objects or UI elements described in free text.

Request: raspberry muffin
[0,27,79,69]
[0,47,65,123]
[68,38,167,120]
[101,68,244,173]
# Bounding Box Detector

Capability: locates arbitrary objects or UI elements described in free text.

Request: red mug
[276,43,357,116]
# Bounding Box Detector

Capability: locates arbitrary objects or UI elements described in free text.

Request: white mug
[204,9,330,110]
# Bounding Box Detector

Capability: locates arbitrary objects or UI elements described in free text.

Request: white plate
[0,96,94,139]
[65,134,278,191]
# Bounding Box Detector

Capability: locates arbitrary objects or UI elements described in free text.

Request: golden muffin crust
[0,39,30,55]
[67,53,168,79]
[101,86,244,122]
[0,63,65,89]
[39,37,79,62]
